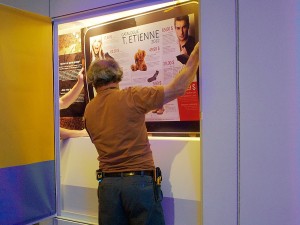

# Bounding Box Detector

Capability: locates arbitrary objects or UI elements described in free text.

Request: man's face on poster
[175,20,189,42]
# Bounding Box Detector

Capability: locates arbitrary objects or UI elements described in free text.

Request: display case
[55,1,201,224]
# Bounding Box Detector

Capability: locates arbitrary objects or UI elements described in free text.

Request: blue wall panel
[0,161,56,225]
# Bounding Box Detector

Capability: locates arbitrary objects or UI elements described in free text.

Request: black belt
[103,170,153,177]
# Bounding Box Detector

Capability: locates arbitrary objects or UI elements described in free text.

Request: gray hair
[87,59,123,89]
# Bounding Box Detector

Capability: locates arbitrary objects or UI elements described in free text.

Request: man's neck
[179,39,188,48]
[96,83,119,92]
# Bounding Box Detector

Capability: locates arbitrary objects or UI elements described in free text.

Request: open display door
[0,4,55,225]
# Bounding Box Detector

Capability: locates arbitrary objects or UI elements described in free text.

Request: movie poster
[58,31,86,130]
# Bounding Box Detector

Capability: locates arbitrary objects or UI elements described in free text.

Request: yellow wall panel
[0,4,54,168]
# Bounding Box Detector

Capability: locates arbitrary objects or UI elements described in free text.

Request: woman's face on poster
[92,39,102,54]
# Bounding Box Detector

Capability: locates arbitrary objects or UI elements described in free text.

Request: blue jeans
[98,175,165,225]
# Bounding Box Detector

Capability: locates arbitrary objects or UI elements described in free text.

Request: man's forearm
[60,127,88,139]
[59,80,84,109]
[163,42,199,104]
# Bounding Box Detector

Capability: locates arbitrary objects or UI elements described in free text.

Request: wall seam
[235,0,241,224]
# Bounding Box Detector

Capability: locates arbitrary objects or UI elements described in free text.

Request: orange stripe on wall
[0,5,54,168]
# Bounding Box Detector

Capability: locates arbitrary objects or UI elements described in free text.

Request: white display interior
[58,136,201,224]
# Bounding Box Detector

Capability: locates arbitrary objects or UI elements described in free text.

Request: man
[174,15,196,64]
[84,42,199,225]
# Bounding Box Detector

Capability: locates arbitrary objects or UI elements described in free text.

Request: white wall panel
[239,0,300,224]
[201,0,238,225]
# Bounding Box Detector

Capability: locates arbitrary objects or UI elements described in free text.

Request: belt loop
[141,171,144,176]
